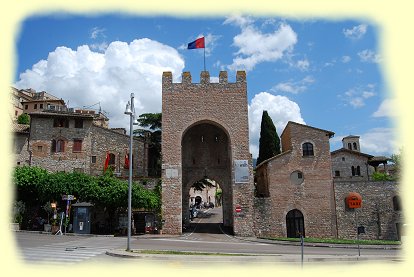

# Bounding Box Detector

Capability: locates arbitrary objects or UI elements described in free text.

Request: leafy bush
[371,171,393,181]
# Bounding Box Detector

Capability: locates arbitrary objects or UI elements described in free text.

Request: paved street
[14,207,402,266]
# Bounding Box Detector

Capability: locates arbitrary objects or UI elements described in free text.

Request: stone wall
[334,180,402,240]
[161,71,254,236]
[331,150,375,181]
[28,113,148,177]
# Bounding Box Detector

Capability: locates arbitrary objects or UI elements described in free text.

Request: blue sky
[14,14,398,159]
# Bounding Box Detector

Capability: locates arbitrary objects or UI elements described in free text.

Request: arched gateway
[161,71,254,236]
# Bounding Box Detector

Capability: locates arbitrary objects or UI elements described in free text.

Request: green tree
[256,111,281,165]
[134,113,162,177]
[17,113,30,124]
[390,149,402,177]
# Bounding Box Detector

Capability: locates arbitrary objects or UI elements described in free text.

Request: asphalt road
[13,207,402,266]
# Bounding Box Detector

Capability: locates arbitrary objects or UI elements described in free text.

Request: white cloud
[296,59,310,71]
[90,27,106,39]
[15,39,185,130]
[372,98,398,117]
[225,16,297,71]
[358,49,381,63]
[359,128,399,156]
[89,42,109,52]
[271,76,314,94]
[331,128,398,157]
[342,55,351,63]
[343,24,367,39]
[248,92,305,158]
[341,84,376,108]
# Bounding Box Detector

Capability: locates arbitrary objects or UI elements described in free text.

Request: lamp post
[124,93,134,251]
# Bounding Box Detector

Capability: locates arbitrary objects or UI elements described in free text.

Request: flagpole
[203,47,206,72]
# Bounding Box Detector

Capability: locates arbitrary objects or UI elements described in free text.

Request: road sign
[235,205,241,213]
[62,195,76,201]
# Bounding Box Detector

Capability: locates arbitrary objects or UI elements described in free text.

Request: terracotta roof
[369,156,390,162]
[29,111,94,119]
[342,135,360,139]
[12,123,30,133]
[331,147,374,158]
[282,121,335,138]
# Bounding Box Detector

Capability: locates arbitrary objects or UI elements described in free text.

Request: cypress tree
[257,111,281,165]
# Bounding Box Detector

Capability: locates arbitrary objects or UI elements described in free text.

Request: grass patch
[133,250,252,256]
[259,237,401,245]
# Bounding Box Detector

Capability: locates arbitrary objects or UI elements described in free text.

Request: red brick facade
[161,71,254,236]
[255,121,337,238]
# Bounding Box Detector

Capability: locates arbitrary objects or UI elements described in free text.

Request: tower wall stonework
[161,71,254,236]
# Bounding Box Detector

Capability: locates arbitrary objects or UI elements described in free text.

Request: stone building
[254,121,337,238]
[24,109,148,177]
[12,122,30,166]
[161,71,254,236]
[331,135,390,180]
[10,87,66,120]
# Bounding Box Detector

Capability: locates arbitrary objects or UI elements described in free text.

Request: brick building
[161,71,254,236]
[254,121,337,238]
[254,121,401,240]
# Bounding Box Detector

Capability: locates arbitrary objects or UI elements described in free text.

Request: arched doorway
[181,122,233,233]
[286,209,305,238]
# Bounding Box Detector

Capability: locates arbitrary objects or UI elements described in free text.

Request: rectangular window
[52,139,65,153]
[34,104,37,109]
[91,156,97,164]
[53,118,69,128]
[73,139,82,152]
[24,104,28,110]
[37,145,43,152]
[75,119,83,128]
[335,170,340,177]
[40,103,43,109]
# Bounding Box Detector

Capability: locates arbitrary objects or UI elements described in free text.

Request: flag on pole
[187,37,206,71]
[124,151,129,169]
[104,152,110,172]
[187,37,205,49]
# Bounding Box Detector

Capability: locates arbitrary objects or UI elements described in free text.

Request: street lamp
[124,93,134,251]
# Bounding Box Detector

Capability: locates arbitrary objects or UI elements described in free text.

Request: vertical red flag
[124,151,129,169]
[104,152,110,172]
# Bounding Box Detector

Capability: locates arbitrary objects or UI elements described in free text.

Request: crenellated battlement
[162,71,246,85]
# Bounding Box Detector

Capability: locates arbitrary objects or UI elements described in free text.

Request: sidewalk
[105,234,403,263]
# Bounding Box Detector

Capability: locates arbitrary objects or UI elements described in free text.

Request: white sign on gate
[234,160,249,183]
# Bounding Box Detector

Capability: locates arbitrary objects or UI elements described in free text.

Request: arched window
[108,153,116,166]
[351,166,355,176]
[302,142,314,156]
[393,196,402,211]
[348,143,352,150]
[51,139,65,153]
[353,142,358,150]
[356,166,361,176]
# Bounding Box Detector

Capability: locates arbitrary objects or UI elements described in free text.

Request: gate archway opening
[181,121,233,234]
[286,209,305,238]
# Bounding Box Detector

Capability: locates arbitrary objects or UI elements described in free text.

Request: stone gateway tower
[161,71,254,236]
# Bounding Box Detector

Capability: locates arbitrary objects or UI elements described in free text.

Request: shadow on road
[185,222,234,235]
